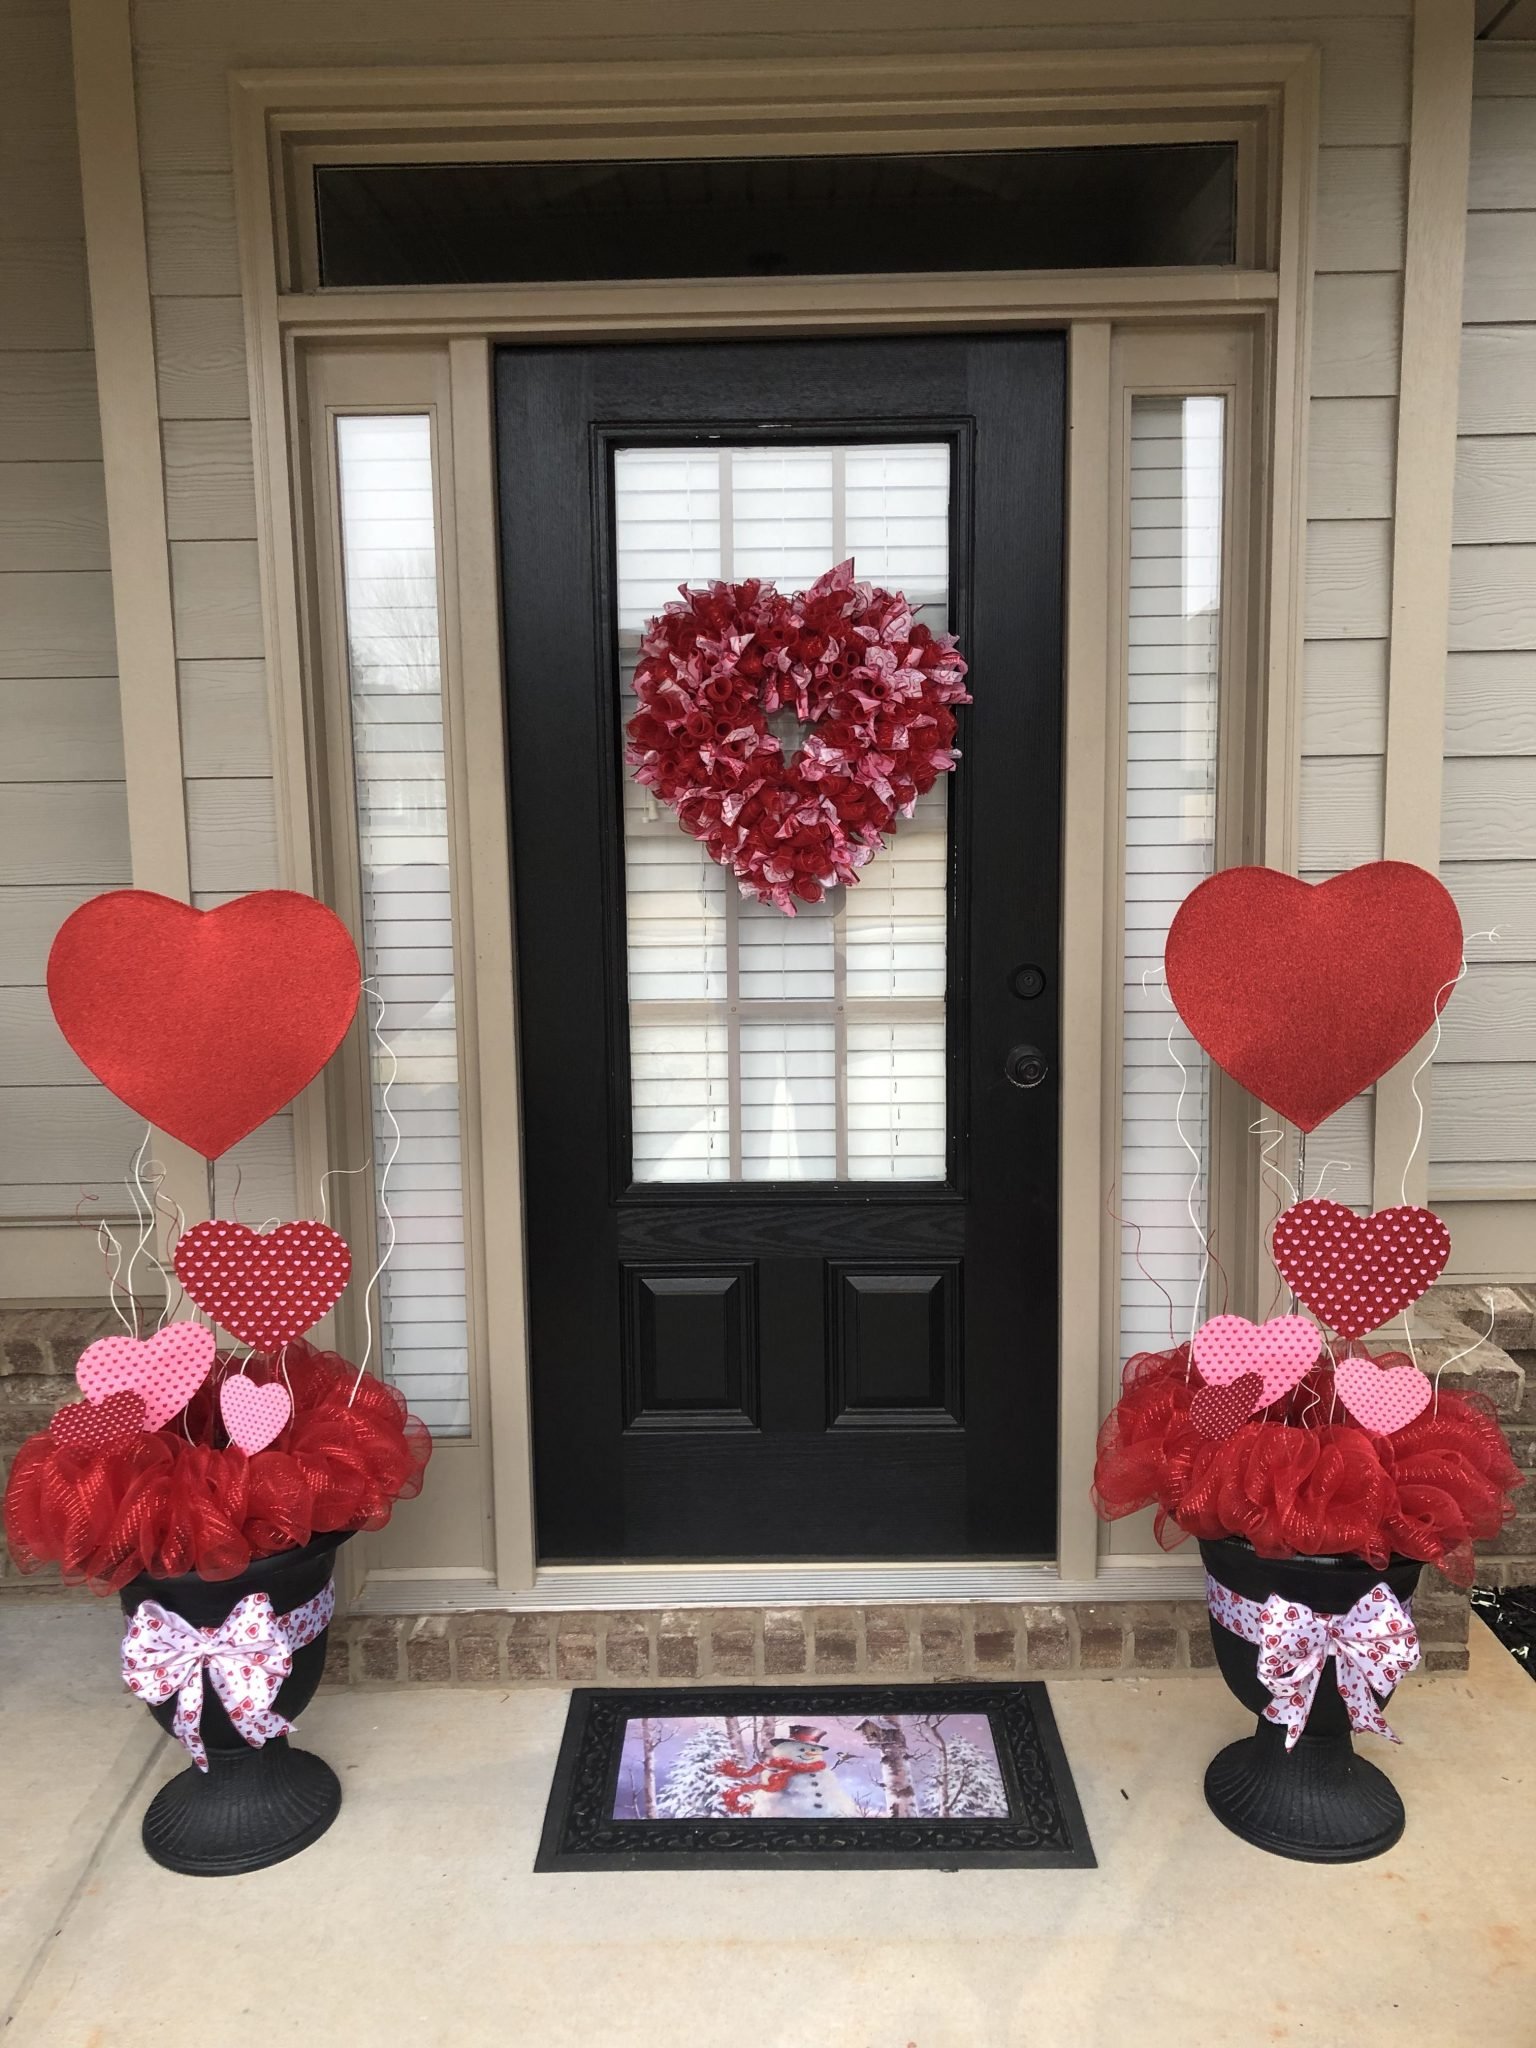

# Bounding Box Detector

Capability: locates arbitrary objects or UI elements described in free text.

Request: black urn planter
[1199,1537,1423,1864]
[118,1531,349,1876]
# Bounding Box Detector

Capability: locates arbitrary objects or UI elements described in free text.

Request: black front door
[498,335,1063,1561]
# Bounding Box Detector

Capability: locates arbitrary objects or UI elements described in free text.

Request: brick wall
[320,1585,1474,1691]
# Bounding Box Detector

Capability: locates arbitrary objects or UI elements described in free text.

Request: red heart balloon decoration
[1190,1371,1264,1441]
[174,1219,352,1350]
[1164,862,1463,1131]
[1271,1198,1451,1340]
[50,1389,148,1454]
[47,891,360,1158]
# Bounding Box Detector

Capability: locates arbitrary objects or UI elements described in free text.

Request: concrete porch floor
[1,1603,1532,2048]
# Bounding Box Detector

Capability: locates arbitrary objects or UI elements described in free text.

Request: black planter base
[142,1735,341,1876]
[1203,1717,1405,1864]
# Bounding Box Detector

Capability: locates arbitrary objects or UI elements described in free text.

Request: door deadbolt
[1004,1044,1049,1090]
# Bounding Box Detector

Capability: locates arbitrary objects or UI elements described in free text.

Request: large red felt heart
[174,1219,352,1350]
[47,891,360,1158]
[1271,1199,1451,1340]
[1164,863,1463,1131]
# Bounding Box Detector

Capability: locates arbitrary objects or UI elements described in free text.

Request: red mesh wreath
[625,559,970,914]
[1092,1343,1523,1585]
[3,1339,431,1594]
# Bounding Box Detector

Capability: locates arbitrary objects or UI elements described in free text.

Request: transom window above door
[615,441,954,1186]
[311,145,1239,287]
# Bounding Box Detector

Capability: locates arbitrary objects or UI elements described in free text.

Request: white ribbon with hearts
[1204,1574,1420,1752]
[120,1582,335,1772]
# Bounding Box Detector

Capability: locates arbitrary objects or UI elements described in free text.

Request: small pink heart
[1335,1353,1432,1436]
[76,1320,215,1432]
[220,1375,292,1454]
[1192,1313,1322,1406]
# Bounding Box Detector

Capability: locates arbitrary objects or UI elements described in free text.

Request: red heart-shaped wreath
[1271,1197,1451,1339]
[174,1218,352,1351]
[1164,862,1463,1131]
[47,890,361,1158]
[626,560,969,915]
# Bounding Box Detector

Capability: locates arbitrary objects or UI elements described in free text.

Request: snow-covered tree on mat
[920,1734,1008,1819]
[655,1721,741,1818]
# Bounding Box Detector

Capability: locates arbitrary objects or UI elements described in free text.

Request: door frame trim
[227,41,1319,1596]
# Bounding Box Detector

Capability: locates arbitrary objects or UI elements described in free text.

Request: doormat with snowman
[535,1684,1094,1870]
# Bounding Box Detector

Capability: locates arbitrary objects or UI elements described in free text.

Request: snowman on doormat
[716,1724,863,1818]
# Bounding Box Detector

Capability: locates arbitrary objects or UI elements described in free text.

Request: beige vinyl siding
[1298,35,1408,1208]
[0,0,136,1224]
[1438,43,1536,1203]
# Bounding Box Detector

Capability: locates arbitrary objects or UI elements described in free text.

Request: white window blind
[616,443,952,1183]
[335,414,470,1436]
[1119,395,1224,1363]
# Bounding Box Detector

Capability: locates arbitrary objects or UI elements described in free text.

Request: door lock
[1004,1044,1049,1090]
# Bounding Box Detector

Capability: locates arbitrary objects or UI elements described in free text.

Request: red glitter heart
[1189,1371,1264,1440]
[50,1389,147,1454]
[1164,862,1463,1132]
[1271,1199,1450,1339]
[47,889,360,1159]
[174,1219,352,1350]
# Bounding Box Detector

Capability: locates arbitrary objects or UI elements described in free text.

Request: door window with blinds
[1118,393,1224,1365]
[615,442,953,1184]
[334,414,472,1436]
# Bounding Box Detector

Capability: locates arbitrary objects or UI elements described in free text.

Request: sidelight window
[1117,393,1225,1365]
[334,413,472,1435]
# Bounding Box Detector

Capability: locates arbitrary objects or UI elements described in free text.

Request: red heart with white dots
[1190,1371,1264,1440]
[1271,1198,1450,1340]
[50,1388,148,1454]
[174,1219,352,1350]
[1334,1352,1433,1436]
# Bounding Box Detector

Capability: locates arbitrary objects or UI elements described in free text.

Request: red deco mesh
[1092,1343,1523,1586]
[3,1341,430,1594]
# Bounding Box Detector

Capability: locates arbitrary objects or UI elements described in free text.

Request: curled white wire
[1251,1120,1298,1211]
[349,981,400,1404]
[1431,1291,1497,1418]
[319,1157,372,1227]
[121,1125,155,1337]
[1143,967,1214,1349]
[1398,929,1504,1209]
[97,1219,134,1336]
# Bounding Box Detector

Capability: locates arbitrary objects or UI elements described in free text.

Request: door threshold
[355,1555,1207,1614]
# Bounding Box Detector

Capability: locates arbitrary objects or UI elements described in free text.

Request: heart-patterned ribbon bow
[1204,1575,1419,1752]
[120,1582,334,1772]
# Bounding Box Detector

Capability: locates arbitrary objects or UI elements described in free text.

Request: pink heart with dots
[1191,1313,1322,1406]
[75,1320,215,1432]
[1335,1352,1433,1436]
[220,1375,293,1454]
